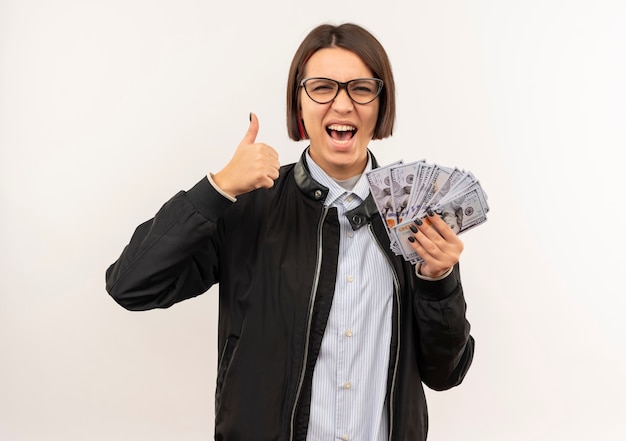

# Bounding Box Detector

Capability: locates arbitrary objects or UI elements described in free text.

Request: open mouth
[326,124,356,143]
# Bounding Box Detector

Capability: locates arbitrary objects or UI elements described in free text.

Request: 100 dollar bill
[393,183,489,262]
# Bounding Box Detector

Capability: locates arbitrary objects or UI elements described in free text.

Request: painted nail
[408,236,415,243]
[414,218,423,226]
[427,208,434,217]
[249,112,252,122]
[409,225,418,234]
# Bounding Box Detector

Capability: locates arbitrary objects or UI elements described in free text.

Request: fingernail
[409,225,418,233]
[408,236,415,243]
[249,112,252,122]
[414,218,423,226]
[427,208,434,217]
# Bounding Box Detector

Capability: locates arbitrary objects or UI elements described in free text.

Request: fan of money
[366,160,489,263]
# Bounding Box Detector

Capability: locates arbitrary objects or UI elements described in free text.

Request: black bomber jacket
[106,150,475,441]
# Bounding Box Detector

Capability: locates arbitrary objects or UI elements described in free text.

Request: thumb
[241,112,259,145]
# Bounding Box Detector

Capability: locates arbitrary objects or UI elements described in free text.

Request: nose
[331,87,354,111]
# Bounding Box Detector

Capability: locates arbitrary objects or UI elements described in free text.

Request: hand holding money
[407,209,464,278]
[367,159,489,265]
[212,113,280,197]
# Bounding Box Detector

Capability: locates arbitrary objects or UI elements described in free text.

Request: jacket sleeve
[105,177,233,311]
[413,263,475,391]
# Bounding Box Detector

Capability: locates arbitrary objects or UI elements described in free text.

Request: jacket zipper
[289,206,329,441]
[368,223,401,441]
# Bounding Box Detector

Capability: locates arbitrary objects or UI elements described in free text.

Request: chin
[328,152,368,177]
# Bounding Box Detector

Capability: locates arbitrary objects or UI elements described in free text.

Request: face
[300,47,380,180]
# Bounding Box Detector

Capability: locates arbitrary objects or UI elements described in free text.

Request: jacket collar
[294,148,381,231]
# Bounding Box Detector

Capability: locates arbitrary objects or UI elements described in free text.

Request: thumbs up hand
[212,113,280,197]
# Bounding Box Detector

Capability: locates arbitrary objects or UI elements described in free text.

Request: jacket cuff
[414,263,461,301]
[186,176,234,223]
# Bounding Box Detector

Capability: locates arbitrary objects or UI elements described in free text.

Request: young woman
[106,22,474,441]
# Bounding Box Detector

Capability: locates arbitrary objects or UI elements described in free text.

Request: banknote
[407,164,456,219]
[393,183,489,262]
[368,159,489,262]
[366,161,404,254]
[366,160,403,228]
[389,160,424,224]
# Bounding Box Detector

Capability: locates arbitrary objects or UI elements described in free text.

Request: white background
[1,1,625,440]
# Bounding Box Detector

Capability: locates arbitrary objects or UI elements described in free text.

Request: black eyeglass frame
[299,77,384,105]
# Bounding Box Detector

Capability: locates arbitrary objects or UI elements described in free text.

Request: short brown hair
[286,23,396,141]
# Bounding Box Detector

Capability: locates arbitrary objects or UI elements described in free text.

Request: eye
[349,80,378,95]
[307,80,335,93]
[315,84,332,91]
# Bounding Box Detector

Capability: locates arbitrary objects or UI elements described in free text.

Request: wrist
[415,264,453,281]
[208,173,237,201]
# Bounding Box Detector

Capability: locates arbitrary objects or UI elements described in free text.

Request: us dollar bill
[366,161,403,254]
[367,158,489,263]
[392,182,489,262]
[390,160,424,224]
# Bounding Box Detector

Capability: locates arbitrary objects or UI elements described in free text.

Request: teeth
[327,124,355,132]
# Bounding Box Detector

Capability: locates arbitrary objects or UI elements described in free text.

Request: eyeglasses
[300,77,384,105]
